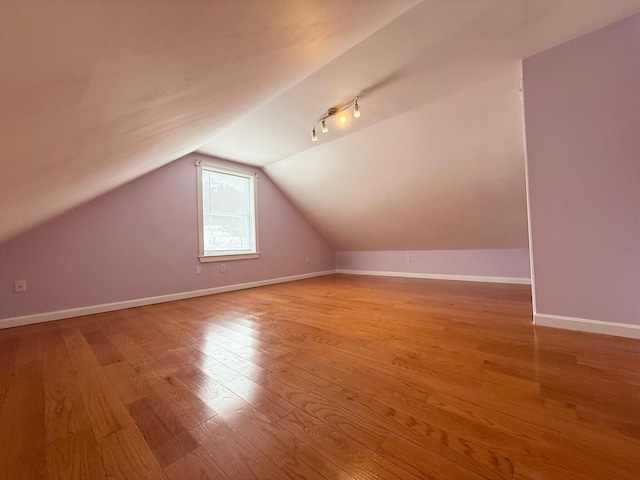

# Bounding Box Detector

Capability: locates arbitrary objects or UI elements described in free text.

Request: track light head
[311,96,360,141]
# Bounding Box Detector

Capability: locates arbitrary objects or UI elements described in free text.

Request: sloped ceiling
[0,0,418,243]
[265,64,527,251]
[2,1,640,250]
[201,0,640,251]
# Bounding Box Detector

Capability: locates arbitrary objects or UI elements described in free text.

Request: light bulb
[339,114,346,123]
[353,101,360,118]
[311,129,317,141]
[321,119,328,133]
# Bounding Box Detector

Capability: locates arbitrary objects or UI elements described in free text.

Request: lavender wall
[0,154,335,320]
[524,14,640,325]
[336,249,531,280]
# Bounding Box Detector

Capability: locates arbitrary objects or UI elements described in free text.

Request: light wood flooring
[1,274,640,479]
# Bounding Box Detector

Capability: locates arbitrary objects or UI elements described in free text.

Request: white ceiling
[2,0,640,249]
[200,0,640,167]
[265,63,528,251]
[0,0,418,243]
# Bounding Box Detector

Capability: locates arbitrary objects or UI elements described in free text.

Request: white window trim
[196,159,260,263]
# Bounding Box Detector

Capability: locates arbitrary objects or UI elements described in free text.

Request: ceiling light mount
[311,96,360,141]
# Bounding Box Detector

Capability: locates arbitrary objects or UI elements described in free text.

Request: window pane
[203,214,252,252]
[200,166,256,256]
[203,171,248,215]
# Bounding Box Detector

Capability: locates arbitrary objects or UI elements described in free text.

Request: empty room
[1,1,639,479]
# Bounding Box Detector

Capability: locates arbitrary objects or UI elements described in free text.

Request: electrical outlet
[14,280,27,293]
[220,263,226,273]
[405,253,411,262]
[195,266,202,275]
[305,256,310,264]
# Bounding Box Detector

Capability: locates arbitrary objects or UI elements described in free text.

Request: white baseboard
[336,269,531,285]
[0,270,335,330]
[535,313,640,340]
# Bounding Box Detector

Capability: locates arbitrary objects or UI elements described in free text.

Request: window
[196,160,259,262]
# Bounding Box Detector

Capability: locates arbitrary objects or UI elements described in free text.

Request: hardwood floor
[1,274,639,479]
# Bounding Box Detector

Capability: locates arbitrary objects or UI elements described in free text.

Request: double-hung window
[196,160,259,262]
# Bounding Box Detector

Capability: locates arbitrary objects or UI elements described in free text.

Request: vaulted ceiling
[2,0,640,248]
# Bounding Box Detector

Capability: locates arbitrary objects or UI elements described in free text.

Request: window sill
[198,252,260,263]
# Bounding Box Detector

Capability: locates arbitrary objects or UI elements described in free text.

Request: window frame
[196,159,260,263]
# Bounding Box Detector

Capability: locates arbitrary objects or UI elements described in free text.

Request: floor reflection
[196,318,263,420]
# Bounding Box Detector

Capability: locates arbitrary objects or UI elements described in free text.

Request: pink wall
[0,154,335,320]
[336,249,531,279]
[524,14,640,325]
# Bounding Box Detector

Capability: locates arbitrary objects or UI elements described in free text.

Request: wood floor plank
[178,366,354,479]
[0,361,48,480]
[187,336,283,385]
[278,407,415,480]
[263,374,390,450]
[2,275,640,480]
[163,447,229,480]
[0,369,12,429]
[127,393,199,468]
[104,360,153,405]
[0,336,20,375]
[334,387,516,480]
[41,331,106,479]
[107,330,167,374]
[108,330,217,429]
[46,429,106,480]
[15,331,44,365]
[175,365,265,423]
[42,331,93,442]
[143,370,218,430]
[275,350,382,397]
[191,417,289,480]
[377,432,487,480]
[270,365,343,398]
[224,401,356,480]
[0,336,20,417]
[427,390,640,480]
[152,344,211,375]
[98,425,167,480]
[84,330,124,366]
[200,359,295,421]
[62,328,135,439]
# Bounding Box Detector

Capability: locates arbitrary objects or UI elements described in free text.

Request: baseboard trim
[535,313,640,339]
[0,270,335,330]
[335,269,531,285]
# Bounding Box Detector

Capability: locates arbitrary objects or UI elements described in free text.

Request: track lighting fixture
[311,96,360,141]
